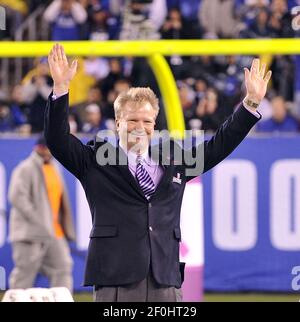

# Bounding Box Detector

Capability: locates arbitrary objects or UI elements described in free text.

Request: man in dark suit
[45,44,271,302]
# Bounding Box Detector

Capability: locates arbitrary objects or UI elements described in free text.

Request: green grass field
[1,291,299,302]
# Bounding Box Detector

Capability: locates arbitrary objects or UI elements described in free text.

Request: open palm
[244,58,272,102]
[48,44,77,90]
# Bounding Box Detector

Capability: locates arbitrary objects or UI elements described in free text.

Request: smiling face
[116,101,157,154]
[114,87,159,154]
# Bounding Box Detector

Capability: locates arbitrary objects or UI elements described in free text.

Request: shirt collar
[119,141,151,166]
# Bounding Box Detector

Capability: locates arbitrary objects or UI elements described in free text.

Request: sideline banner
[1,136,299,293]
[203,136,300,292]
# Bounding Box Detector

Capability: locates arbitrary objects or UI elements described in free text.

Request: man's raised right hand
[48,44,78,97]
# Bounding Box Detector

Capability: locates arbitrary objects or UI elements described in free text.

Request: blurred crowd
[0,0,300,136]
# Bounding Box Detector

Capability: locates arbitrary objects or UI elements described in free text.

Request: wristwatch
[244,98,259,109]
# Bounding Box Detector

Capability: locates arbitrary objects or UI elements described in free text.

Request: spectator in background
[0,100,26,132]
[130,57,160,93]
[189,55,218,81]
[194,78,208,103]
[160,7,191,39]
[160,8,201,79]
[114,78,132,94]
[178,84,197,129]
[113,0,166,39]
[235,0,270,30]
[119,0,161,40]
[68,57,96,111]
[86,85,104,105]
[84,56,110,81]
[254,96,273,120]
[194,87,224,131]
[88,5,110,40]
[256,96,299,132]
[149,0,168,31]
[270,55,295,101]
[82,103,107,134]
[10,85,27,116]
[81,86,108,128]
[199,0,238,38]
[100,58,124,99]
[240,8,276,38]
[44,0,87,41]
[213,55,244,114]
[85,0,121,39]
[68,111,81,134]
[269,0,293,38]
[104,78,131,120]
[21,58,53,133]
[8,137,75,292]
[110,0,167,30]
[238,0,293,38]
[79,0,120,40]
[8,85,31,134]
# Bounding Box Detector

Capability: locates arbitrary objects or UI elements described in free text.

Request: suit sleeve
[44,93,94,180]
[185,104,261,181]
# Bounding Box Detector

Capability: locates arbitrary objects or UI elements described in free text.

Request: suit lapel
[148,139,174,200]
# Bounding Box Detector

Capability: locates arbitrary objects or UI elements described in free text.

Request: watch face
[247,99,258,108]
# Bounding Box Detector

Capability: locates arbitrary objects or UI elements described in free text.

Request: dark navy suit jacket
[44,93,260,288]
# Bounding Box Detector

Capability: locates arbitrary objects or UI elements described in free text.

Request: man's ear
[115,118,120,132]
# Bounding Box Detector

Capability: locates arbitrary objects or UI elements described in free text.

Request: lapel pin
[172,172,182,184]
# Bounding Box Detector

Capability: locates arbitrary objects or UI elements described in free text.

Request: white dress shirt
[119,141,164,189]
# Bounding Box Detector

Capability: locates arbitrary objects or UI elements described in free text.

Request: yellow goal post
[1,39,300,137]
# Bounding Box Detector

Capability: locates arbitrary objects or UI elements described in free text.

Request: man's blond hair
[114,87,159,119]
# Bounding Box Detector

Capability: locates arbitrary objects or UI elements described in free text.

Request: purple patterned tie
[135,155,155,200]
